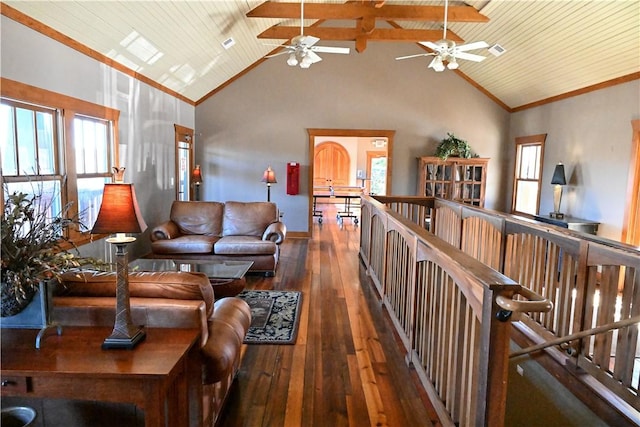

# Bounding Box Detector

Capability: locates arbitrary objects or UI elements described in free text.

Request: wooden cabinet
[417,156,489,207]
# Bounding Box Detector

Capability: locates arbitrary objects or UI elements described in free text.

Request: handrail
[495,287,553,314]
[371,195,640,423]
[360,195,519,426]
[510,315,640,358]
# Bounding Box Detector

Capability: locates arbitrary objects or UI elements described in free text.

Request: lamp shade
[192,165,203,184]
[551,163,567,185]
[261,166,277,184]
[91,184,147,235]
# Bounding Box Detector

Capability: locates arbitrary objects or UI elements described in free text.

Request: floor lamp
[262,166,277,202]
[91,182,148,349]
[192,164,203,201]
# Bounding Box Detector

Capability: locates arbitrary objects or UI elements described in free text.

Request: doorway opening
[174,124,194,201]
[307,128,395,232]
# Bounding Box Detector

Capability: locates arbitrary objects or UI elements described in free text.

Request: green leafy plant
[1,189,98,317]
[435,133,473,160]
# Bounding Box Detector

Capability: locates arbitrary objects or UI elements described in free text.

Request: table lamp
[550,162,567,219]
[261,166,277,202]
[91,182,147,349]
[192,165,203,201]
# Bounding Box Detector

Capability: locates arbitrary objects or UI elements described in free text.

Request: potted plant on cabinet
[1,189,98,318]
[435,133,474,160]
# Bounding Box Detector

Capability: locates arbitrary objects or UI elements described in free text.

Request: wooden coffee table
[131,259,253,298]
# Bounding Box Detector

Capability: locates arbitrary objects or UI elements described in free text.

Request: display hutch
[417,156,489,207]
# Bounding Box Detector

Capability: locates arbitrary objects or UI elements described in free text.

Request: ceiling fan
[266,0,350,68]
[395,0,488,72]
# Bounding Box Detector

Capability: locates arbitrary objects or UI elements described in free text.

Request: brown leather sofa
[149,201,287,276]
[53,270,251,427]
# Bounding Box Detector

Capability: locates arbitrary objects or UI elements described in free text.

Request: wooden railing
[369,195,640,425]
[359,196,551,426]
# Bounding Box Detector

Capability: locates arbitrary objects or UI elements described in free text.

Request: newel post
[475,285,514,426]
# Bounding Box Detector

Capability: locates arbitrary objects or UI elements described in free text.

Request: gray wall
[509,80,640,240]
[195,41,511,233]
[1,16,195,259]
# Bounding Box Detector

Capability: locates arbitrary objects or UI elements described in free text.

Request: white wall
[1,16,195,258]
[509,80,640,240]
[195,41,511,233]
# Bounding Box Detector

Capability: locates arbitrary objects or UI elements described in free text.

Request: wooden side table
[1,327,201,427]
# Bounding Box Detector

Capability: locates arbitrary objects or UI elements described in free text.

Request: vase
[1,280,61,347]
[1,278,37,317]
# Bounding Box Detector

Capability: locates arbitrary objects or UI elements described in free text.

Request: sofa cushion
[171,201,224,236]
[151,234,218,255]
[214,236,276,255]
[222,201,277,237]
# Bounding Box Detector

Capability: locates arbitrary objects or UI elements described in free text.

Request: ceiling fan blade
[454,52,486,62]
[299,35,320,47]
[419,41,441,51]
[306,50,323,64]
[395,53,433,61]
[455,41,489,52]
[265,50,292,58]
[312,46,350,54]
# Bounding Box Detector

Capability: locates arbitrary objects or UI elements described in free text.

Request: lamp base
[102,328,146,350]
[549,211,565,219]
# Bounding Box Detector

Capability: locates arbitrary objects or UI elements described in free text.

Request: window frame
[511,134,547,216]
[1,78,120,246]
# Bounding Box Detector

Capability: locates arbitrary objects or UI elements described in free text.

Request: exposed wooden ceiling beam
[247,2,489,23]
[257,26,463,43]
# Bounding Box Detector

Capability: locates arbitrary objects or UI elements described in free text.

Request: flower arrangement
[1,189,97,317]
[435,133,474,160]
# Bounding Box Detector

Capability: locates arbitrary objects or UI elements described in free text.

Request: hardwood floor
[219,204,440,427]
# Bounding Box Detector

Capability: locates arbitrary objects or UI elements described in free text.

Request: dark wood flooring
[218,204,439,427]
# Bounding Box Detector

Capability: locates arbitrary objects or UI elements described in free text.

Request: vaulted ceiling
[2,1,639,111]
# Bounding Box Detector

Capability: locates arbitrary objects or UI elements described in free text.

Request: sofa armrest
[150,220,180,241]
[262,221,287,244]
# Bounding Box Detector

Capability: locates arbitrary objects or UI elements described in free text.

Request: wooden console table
[534,214,600,235]
[1,327,201,427]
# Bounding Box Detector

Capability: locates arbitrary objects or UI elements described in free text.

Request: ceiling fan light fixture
[447,58,459,70]
[287,53,299,66]
[430,56,445,72]
[300,54,313,68]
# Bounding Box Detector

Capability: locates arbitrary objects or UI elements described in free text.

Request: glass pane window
[73,116,113,231]
[74,115,110,175]
[1,101,57,177]
[370,157,387,195]
[2,84,118,245]
[77,177,110,232]
[512,136,546,216]
[0,103,18,175]
[5,181,62,237]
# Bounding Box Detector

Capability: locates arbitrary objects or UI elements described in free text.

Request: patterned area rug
[237,290,302,344]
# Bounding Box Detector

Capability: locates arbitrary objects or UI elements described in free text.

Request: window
[511,134,546,216]
[1,79,119,244]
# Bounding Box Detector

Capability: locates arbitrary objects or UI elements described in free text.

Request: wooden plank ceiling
[2,0,639,109]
